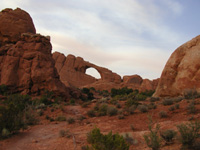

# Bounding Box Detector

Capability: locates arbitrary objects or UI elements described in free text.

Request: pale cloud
[0,0,189,80]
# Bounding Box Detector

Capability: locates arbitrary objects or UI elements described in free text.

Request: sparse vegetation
[111,87,133,97]
[177,121,200,148]
[55,115,66,122]
[162,98,174,106]
[144,116,162,150]
[160,129,177,144]
[107,106,118,116]
[159,111,168,118]
[138,105,148,113]
[86,127,129,150]
[187,100,197,114]
[67,117,75,124]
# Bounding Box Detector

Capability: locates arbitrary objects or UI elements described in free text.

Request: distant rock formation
[53,52,158,92]
[0,8,74,98]
[53,52,121,88]
[154,35,200,97]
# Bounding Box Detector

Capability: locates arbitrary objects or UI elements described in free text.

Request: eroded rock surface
[0,8,36,46]
[154,35,200,97]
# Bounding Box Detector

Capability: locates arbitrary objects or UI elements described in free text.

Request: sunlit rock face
[154,35,200,97]
[0,8,72,98]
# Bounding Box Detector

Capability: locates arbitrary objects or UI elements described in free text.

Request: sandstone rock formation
[53,52,158,92]
[0,8,73,98]
[154,35,200,97]
[0,8,36,46]
[53,52,122,88]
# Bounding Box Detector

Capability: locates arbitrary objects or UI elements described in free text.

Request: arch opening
[86,67,101,79]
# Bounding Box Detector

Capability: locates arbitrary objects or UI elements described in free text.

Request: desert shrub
[1,128,10,138]
[177,121,200,148]
[160,129,177,144]
[168,106,175,111]
[107,106,118,116]
[86,127,129,150]
[97,104,108,116]
[135,93,147,101]
[81,88,94,101]
[87,109,96,117]
[144,116,161,150]
[24,105,39,125]
[148,103,157,110]
[67,117,75,124]
[0,94,33,137]
[59,129,71,138]
[159,111,168,118]
[175,103,180,109]
[69,99,75,105]
[138,105,148,113]
[77,115,86,121]
[55,115,66,122]
[128,105,137,114]
[150,97,160,102]
[116,103,121,108]
[140,90,155,97]
[183,89,198,99]
[125,98,139,108]
[0,84,8,95]
[162,98,173,106]
[173,97,183,103]
[111,87,133,97]
[187,101,197,114]
[113,94,128,101]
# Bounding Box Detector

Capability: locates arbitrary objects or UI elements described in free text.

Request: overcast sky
[1,0,200,79]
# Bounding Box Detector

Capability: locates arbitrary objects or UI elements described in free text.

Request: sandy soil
[1,98,200,150]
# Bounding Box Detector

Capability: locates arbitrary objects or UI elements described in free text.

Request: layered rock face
[154,35,200,97]
[53,52,122,88]
[0,8,36,46]
[0,8,71,97]
[53,52,158,92]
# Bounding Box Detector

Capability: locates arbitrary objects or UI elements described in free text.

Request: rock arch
[53,52,122,88]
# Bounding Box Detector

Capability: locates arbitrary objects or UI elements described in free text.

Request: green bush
[160,129,176,144]
[168,106,175,111]
[135,93,147,101]
[86,127,129,150]
[125,98,139,108]
[111,87,133,97]
[177,121,200,148]
[97,104,108,116]
[0,94,33,137]
[144,117,161,150]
